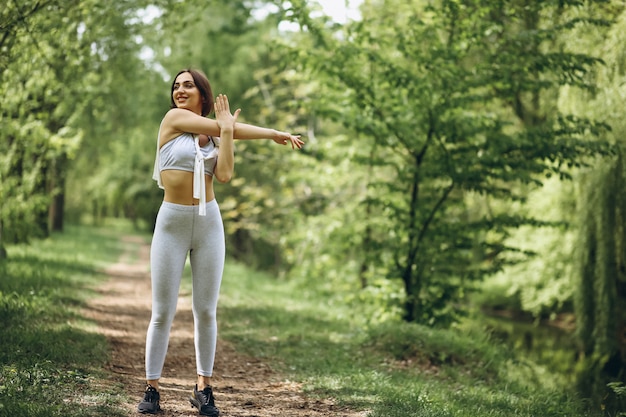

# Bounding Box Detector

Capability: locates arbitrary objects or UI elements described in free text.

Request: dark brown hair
[170,68,214,116]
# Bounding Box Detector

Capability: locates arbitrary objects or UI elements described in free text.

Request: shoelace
[201,387,214,406]
[144,386,158,401]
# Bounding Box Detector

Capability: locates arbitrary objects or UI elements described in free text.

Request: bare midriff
[161,170,215,205]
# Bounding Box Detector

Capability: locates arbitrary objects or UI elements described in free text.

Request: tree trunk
[0,221,7,260]
[402,267,420,323]
[49,191,64,232]
[47,155,67,232]
[574,152,626,412]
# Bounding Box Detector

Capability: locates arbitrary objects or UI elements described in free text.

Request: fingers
[276,133,304,149]
[215,94,229,113]
[215,94,241,123]
[288,135,303,149]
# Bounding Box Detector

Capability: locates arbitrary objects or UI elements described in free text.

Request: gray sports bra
[152,131,220,216]
[159,133,218,175]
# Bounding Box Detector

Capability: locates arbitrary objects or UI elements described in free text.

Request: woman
[137,68,303,416]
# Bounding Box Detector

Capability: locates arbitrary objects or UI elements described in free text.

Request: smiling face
[169,69,214,116]
[171,72,203,114]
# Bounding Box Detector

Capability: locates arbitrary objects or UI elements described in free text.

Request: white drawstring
[193,136,218,216]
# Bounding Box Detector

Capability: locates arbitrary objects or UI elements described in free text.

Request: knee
[193,306,217,325]
[151,305,176,327]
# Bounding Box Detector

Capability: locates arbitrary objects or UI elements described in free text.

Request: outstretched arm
[162,108,304,149]
[234,123,304,149]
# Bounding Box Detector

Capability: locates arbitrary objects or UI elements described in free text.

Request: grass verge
[0,224,604,417]
[0,224,136,417]
[217,262,603,417]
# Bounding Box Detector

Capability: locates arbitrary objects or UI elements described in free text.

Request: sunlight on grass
[0,225,133,417]
[217,259,604,417]
[0,224,604,417]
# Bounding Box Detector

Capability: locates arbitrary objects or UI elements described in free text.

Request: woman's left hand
[215,94,240,132]
[273,131,304,149]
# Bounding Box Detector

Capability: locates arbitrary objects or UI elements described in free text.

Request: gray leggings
[145,200,225,380]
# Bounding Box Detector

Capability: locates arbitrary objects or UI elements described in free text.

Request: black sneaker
[138,385,161,414]
[189,385,219,416]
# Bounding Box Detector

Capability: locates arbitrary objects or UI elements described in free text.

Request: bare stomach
[160,170,215,205]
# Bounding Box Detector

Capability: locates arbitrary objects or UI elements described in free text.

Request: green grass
[0,224,137,417]
[0,223,606,416]
[216,262,603,417]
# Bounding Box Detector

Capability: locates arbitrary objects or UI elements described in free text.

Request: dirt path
[84,235,366,417]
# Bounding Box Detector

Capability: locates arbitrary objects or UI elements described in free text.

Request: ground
[84,235,366,417]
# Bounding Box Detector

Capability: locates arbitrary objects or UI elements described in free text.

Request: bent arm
[213,94,239,183]
[165,108,221,137]
[215,127,234,183]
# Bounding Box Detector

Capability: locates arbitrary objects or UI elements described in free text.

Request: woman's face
[172,72,203,114]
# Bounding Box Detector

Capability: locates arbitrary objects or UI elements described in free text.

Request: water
[482,313,579,378]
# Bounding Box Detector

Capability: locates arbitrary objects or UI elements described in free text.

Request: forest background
[2,0,626,414]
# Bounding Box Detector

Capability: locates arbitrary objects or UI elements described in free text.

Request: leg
[139,203,193,414]
[145,203,193,381]
[189,200,225,388]
[188,200,224,416]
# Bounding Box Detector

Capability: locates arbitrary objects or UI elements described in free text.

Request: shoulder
[163,107,204,127]
[159,109,189,146]
[160,109,178,132]
[162,108,187,124]
[161,108,207,135]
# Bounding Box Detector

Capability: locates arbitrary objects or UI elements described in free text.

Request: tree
[64,1,171,228]
[575,154,626,412]
[0,0,188,246]
[0,0,84,254]
[1,0,176,249]
[283,0,612,324]
[562,4,626,411]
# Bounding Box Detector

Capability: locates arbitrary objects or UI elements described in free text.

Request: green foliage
[572,152,626,413]
[64,2,170,227]
[218,247,603,417]
[471,6,626,410]
[551,5,626,413]
[608,382,626,400]
[0,219,605,417]
[1,0,83,243]
[280,0,613,325]
[477,178,577,317]
[0,225,133,416]
[4,1,626,410]
[0,0,163,244]
[365,321,505,375]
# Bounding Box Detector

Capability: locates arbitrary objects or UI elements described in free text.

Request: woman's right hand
[272,131,304,149]
[215,94,240,133]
